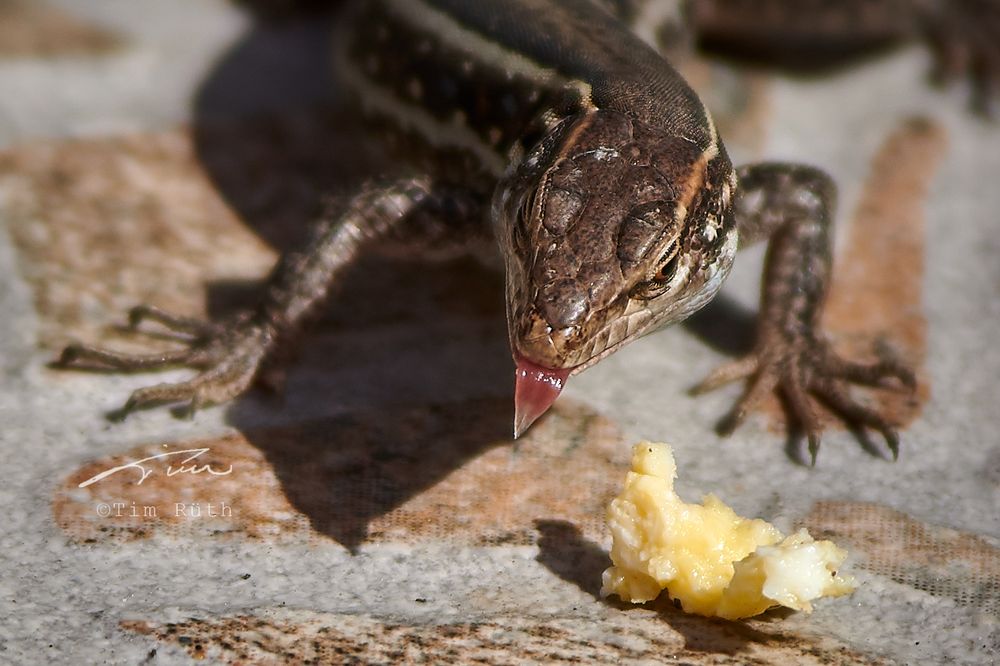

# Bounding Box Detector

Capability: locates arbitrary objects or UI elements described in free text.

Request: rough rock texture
[0,2,997,664]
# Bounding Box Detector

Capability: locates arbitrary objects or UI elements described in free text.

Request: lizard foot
[921,0,1000,116]
[56,305,276,419]
[692,338,915,464]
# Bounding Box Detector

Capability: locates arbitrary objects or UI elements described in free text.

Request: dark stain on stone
[121,610,887,664]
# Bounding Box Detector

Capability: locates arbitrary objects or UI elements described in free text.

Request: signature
[78,447,233,488]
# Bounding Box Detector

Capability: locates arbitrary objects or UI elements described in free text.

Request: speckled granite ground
[0,2,998,664]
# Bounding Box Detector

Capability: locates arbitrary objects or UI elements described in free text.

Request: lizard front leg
[694,163,915,462]
[56,176,474,418]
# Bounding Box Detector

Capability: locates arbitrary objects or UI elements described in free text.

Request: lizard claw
[695,338,915,462]
[56,305,274,418]
[126,304,218,339]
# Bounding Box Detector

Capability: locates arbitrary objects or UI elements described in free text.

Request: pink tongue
[513,356,572,438]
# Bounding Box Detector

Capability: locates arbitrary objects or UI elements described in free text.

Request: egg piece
[601,442,856,619]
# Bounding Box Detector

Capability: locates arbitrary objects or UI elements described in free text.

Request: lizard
[56,0,999,462]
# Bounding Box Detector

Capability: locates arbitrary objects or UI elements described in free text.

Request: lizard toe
[809,376,902,460]
[700,337,913,462]
[58,304,275,420]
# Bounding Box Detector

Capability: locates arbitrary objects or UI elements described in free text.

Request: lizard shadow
[197,255,515,551]
[213,252,513,550]
[187,15,516,549]
[682,293,756,359]
[190,12,365,255]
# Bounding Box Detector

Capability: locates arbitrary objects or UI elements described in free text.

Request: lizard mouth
[513,354,574,438]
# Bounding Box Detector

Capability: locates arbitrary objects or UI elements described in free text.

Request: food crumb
[601,441,856,619]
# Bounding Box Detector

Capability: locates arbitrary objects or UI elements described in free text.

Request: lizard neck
[336,0,722,181]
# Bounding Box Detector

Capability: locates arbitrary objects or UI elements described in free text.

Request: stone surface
[0,2,998,665]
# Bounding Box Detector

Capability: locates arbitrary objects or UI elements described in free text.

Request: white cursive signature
[78,447,233,488]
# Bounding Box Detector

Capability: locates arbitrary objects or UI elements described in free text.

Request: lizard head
[492,109,738,436]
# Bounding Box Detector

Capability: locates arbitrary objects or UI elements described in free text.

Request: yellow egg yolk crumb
[601,442,856,619]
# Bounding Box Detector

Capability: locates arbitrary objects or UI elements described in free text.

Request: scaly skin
[57,0,995,460]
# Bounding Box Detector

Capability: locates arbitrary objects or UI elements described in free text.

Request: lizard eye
[652,252,678,283]
[630,247,679,300]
